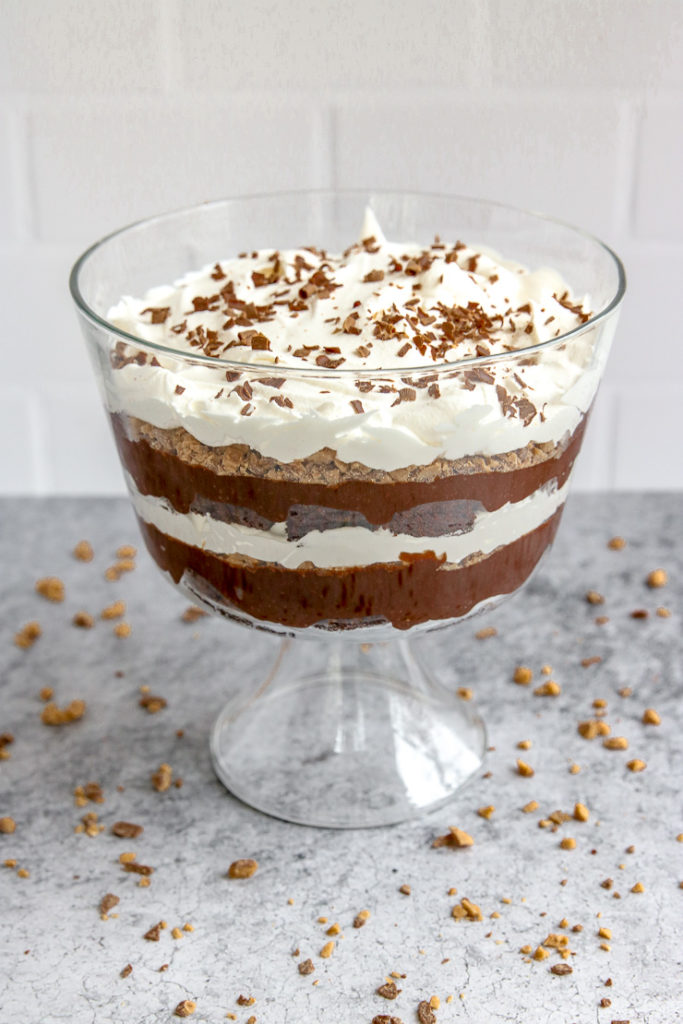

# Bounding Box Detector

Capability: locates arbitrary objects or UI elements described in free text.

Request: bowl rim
[69,188,626,377]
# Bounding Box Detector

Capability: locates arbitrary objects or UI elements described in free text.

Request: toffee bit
[607,536,626,550]
[377,981,400,999]
[417,1001,436,1024]
[603,737,628,751]
[182,605,207,623]
[41,699,86,726]
[642,708,661,725]
[99,893,119,916]
[646,568,667,588]
[151,763,172,792]
[139,695,167,714]
[120,963,133,978]
[72,611,94,629]
[101,601,126,620]
[73,540,94,561]
[227,858,258,879]
[432,826,474,849]
[513,666,533,685]
[298,958,315,975]
[14,621,42,649]
[475,626,497,639]
[516,759,534,777]
[550,963,573,975]
[353,908,371,928]
[399,884,411,895]
[143,922,163,942]
[35,577,65,602]
[111,821,143,839]
[586,590,605,605]
[173,1000,196,1018]
[451,897,483,921]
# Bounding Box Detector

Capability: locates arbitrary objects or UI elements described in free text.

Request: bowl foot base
[210,636,486,828]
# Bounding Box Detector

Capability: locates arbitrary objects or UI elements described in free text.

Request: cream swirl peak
[108,208,590,371]
[105,210,603,470]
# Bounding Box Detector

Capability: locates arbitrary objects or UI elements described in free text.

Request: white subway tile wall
[0,0,681,494]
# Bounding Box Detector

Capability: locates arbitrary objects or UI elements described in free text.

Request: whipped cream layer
[127,473,570,570]
[106,210,607,470]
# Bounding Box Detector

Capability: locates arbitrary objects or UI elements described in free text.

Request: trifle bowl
[70,191,625,827]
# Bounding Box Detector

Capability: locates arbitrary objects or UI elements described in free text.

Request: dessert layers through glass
[106,351,598,633]
[74,193,621,636]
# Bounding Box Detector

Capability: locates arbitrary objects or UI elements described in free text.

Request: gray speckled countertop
[0,494,681,1024]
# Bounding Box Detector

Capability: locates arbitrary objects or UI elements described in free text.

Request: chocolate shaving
[350,400,364,414]
[315,353,345,369]
[363,269,385,283]
[141,307,170,324]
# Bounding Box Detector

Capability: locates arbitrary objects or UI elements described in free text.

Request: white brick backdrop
[0,0,681,494]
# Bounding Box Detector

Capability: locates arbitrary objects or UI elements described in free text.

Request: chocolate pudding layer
[112,412,586,528]
[137,508,562,631]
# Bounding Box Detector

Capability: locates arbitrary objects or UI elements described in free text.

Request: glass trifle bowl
[70,191,624,827]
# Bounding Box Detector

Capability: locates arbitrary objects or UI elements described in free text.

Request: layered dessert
[104,211,599,632]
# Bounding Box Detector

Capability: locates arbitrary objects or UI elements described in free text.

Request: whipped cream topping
[106,210,609,470]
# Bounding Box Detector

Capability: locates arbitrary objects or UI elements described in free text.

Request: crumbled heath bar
[399,884,411,895]
[73,540,94,561]
[227,858,258,879]
[173,1000,196,1018]
[111,821,143,839]
[182,605,208,623]
[550,963,573,975]
[377,982,400,999]
[534,680,561,697]
[101,601,126,620]
[432,826,474,848]
[151,763,172,791]
[353,909,371,928]
[603,737,628,751]
[475,627,497,639]
[14,621,42,649]
[99,893,119,916]
[72,611,95,629]
[120,964,133,978]
[139,695,167,714]
[451,897,482,921]
[35,577,65,602]
[417,1000,436,1024]
[116,545,137,559]
[298,959,315,976]
[41,700,86,726]
[585,590,605,605]
[143,922,163,941]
